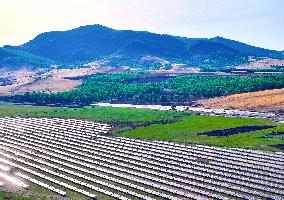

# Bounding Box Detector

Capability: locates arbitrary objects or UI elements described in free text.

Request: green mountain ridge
[0,47,53,70]
[210,36,284,59]
[1,24,283,70]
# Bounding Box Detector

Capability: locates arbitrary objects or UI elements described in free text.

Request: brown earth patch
[15,77,82,94]
[198,88,284,112]
[0,68,40,96]
[0,66,122,96]
[235,58,284,69]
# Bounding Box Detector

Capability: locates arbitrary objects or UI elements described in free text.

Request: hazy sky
[0,0,283,50]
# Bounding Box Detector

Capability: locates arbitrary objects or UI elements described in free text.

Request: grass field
[117,115,284,151]
[0,103,188,123]
[0,103,283,151]
[0,191,34,200]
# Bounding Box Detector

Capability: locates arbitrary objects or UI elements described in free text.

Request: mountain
[210,36,284,59]
[1,25,283,69]
[186,40,247,67]
[13,25,190,63]
[0,47,53,70]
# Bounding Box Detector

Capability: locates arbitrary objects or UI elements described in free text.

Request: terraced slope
[199,88,284,112]
[0,117,284,199]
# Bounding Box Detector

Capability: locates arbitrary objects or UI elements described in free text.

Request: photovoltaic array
[0,117,283,199]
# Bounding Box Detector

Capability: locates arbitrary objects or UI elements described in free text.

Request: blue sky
[0,0,283,50]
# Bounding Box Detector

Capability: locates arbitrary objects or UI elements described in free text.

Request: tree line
[8,73,284,105]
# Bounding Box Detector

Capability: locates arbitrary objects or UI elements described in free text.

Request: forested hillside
[210,36,284,59]
[0,47,53,69]
[1,25,283,70]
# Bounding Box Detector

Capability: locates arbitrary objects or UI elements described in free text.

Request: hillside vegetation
[8,73,284,105]
[210,36,284,59]
[0,47,53,69]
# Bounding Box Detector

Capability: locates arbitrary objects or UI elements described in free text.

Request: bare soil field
[15,77,82,94]
[198,88,284,112]
[235,58,284,69]
[0,66,118,96]
[47,66,114,78]
[0,68,40,96]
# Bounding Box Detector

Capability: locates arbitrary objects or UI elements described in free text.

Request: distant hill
[210,36,284,59]
[1,25,283,70]
[0,47,53,70]
[8,25,191,65]
[186,40,247,67]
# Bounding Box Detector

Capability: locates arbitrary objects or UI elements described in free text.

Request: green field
[0,103,283,151]
[0,191,34,200]
[0,104,187,123]
[117,115,284,151]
